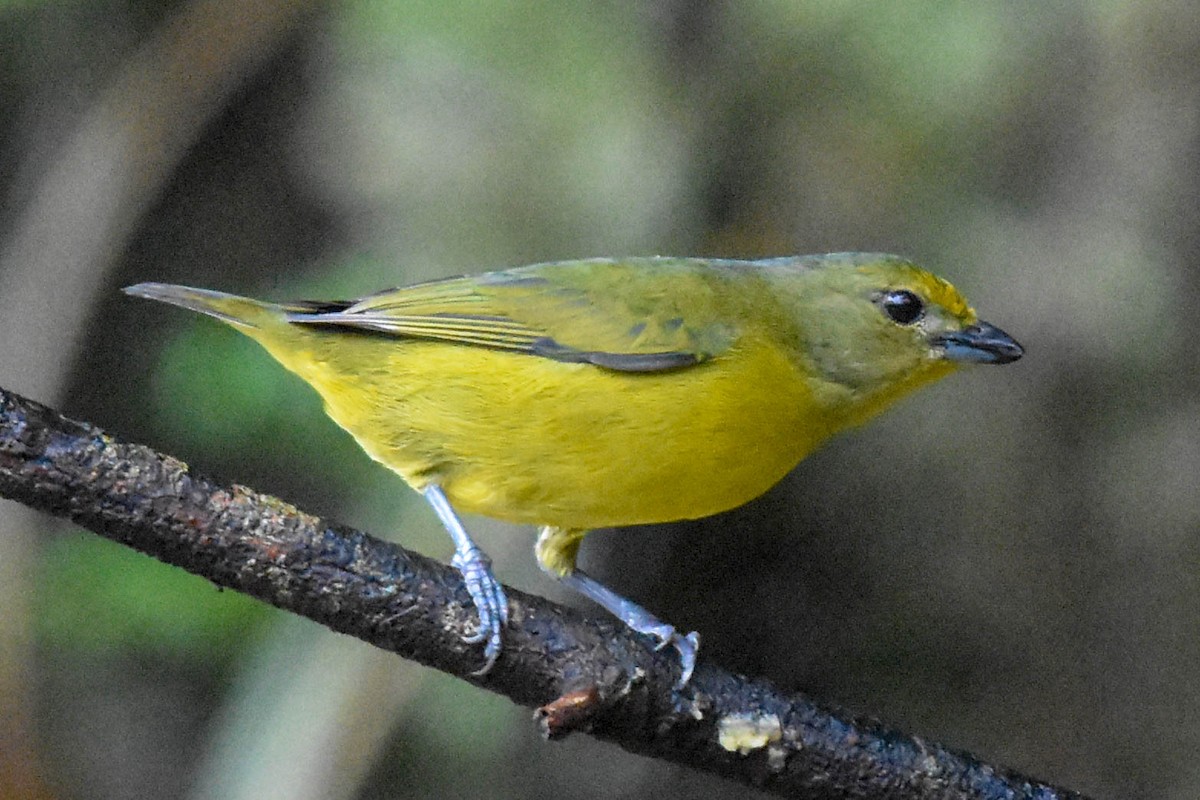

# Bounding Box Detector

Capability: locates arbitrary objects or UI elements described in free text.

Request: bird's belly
[449,410,810,528]
[307,336,826,530]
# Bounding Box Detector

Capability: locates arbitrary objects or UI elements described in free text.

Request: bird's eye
[880,290,924,325]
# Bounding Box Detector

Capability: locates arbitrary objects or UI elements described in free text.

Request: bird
[125,252,1023,685]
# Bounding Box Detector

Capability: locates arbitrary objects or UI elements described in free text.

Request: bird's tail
[122,283,290,331]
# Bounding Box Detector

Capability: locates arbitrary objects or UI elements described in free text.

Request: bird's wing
[285,258,740,373]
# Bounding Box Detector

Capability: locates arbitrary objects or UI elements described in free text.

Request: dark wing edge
[528,338,705,371]
[285,309,707,373]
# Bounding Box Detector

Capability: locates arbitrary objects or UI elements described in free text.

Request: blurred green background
[1,1,1197,798]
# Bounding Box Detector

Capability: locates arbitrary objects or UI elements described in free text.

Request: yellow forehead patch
[913,269,974,321]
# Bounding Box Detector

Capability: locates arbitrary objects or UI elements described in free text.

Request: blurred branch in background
[0,0,322,796]
[0,385,1090,800]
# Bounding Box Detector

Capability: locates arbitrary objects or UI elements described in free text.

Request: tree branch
[0,385,1088,800]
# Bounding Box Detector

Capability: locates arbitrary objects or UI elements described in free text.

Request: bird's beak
[932,321,1024,364]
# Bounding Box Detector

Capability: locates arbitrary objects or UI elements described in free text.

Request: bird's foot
[620,613,700,688]
[559,570,700,688]
[424,485,509,675]
[450,544,508,675]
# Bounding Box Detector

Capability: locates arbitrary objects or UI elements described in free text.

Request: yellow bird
[125,253,1022,683]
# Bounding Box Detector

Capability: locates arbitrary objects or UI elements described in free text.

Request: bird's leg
[423,485,508,674]
[535,526,699,687]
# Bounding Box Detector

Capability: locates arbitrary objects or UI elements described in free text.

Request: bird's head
[774,253,1023,415]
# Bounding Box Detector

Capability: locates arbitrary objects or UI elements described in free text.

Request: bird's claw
[642,621,700,687]
[451,545,508,675]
